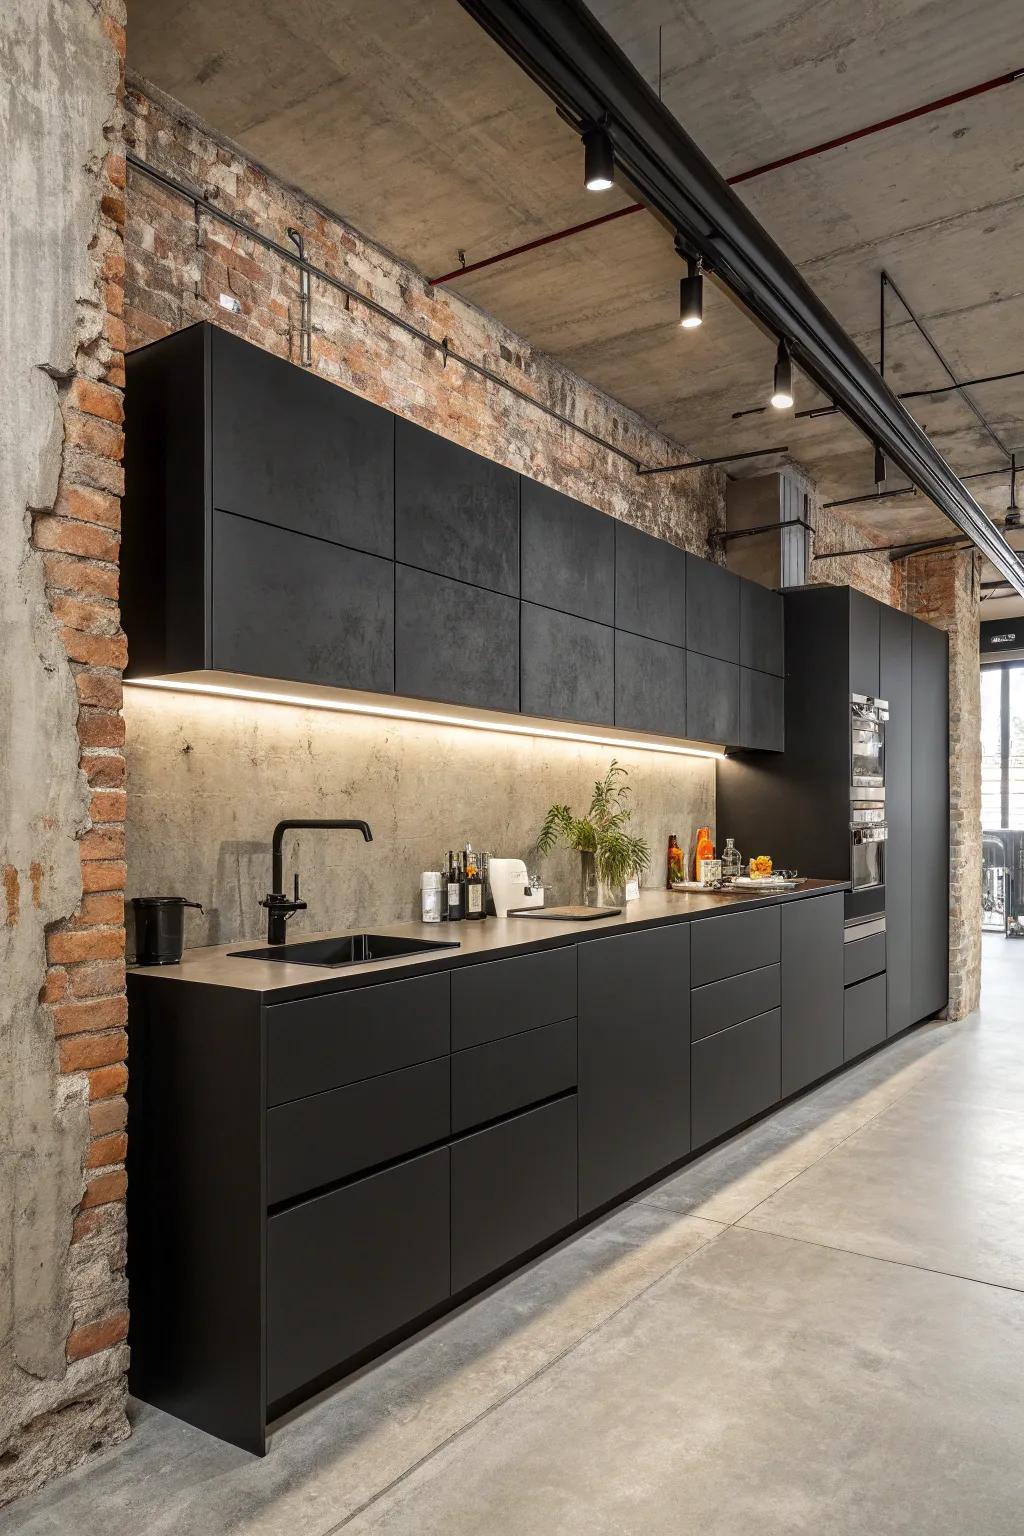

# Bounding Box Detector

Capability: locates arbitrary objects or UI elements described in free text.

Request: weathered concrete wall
[0,0,129,1504]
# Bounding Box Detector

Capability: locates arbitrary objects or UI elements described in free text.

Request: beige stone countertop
[128,880,849,1001]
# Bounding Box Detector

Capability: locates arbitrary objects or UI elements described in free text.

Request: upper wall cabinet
[614,522,687,649]
[520,480,615,625]
[739,580,784,678]
[395,420,520,597]
[686,556,740,663]
[395,566,519,713]
[211,327,394,559]
[521,604,614,727]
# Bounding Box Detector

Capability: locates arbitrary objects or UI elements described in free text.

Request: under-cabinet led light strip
[125,677,726,760]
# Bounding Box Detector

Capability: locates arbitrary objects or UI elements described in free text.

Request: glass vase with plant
[536,761,650,907]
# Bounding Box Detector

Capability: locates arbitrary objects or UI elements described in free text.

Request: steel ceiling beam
[458,0,1024,597]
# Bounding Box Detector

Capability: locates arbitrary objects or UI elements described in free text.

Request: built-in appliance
[850,694,888,904]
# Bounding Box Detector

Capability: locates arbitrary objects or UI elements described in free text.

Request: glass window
[981,666,1003,828]
[981,661,1024,832]
[1010,666,1024,831]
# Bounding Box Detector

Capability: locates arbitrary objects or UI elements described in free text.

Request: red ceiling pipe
[431,67,1022,286]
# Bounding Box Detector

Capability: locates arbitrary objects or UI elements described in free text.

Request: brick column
[902,548,982,1019]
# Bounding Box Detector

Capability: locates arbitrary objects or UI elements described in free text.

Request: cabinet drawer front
[452,1018,577,1133]
[691,963,780,1042]
[267,972,450,1105]
[844,974,887,1061]
[844,932,886,987]
[451,1096,577,1293]
[268,1057,450,1204]
[451,946,576,1050]
[691,1007,782,1148]
[267,1147,450,1404]
[690,905,781,987]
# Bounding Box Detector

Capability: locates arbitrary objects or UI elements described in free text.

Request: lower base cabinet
[781,893,844,1095]
[267,1147,450,1405]
[579,925,691,1215]
[451,1096,577,1293]
[691,1008,781,1148]
[844,974,887,1061]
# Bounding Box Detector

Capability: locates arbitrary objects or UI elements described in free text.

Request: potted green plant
[537,760,650,907]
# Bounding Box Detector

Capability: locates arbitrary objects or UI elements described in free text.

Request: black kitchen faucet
[261,819,373,944]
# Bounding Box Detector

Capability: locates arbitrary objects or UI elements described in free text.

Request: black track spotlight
[770,339,794,409]
[582,123,614,192]
[873,444,886,487]
[679,256,703,329]
[1007,453,1021,529]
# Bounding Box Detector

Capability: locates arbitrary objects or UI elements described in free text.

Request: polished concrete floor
[7,936,1024,1534]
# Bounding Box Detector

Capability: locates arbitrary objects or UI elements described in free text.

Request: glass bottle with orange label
[693,827,714,882]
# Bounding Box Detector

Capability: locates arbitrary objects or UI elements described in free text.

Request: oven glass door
[852,833,885,890]
[852,714,885,787]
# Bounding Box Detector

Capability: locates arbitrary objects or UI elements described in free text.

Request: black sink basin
[230,933,460,967]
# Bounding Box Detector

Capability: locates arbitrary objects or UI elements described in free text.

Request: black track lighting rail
[823,462,1010,511]
[456,0,1024,594]
[638,444,790,476]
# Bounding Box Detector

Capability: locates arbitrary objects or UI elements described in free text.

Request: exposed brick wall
[805,480,902,608]
[902,548,982,1019]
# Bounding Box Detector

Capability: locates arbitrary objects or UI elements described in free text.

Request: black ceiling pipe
[458,0,1024,597]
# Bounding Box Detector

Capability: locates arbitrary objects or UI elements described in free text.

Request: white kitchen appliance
[488,858,544,918]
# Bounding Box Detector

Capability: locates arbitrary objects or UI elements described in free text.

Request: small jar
[421,871,444,923]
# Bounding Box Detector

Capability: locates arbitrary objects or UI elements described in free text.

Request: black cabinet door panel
[911,619,949,1021]
[844,973,887,1060]
[781,892,844,1095]
[849,588,880,698]
[691,1008,781,1148]
[686,652,740,744]
[521,480,614,624]
[395,419,519,596]
[880,605,912,1035]
[395,565,519,712]
[212,328,394,558]
[267,1147,450,1403]
[521,603,614,726]
[739,580,784,676]
[691,963,781,1042]
[450,1096,577,1292]
[614,522,687,647]
[686,556,739,662]
[739,668,785,751]
[615,631,686,737]
[691,904,780,987]
[844,933,886,987]
[451,1018,577,1133]
[212,511,394,692]
[579,925,690,1214]
[451,946,576,1050]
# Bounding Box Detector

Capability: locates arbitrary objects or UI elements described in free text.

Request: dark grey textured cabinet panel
[739,667,785,751]
[579,925,690,1215]
[691,905,780,987]
[686,651,740,744]
[450,1096,577,1292]
[781,892,844,1095]
[266,972,450,1104]
[615,631,686,738]
[691,963,780,1042]
[395,565,519,712]
[521,603,614,726]
[520,479,614,624]
[844,973,887,1060]
[211,327,394,559]
[911,619,949,1022]
[614,521,687,647]
[849,588,880,697]
[211,511,394,692]
[267,1057,450,1204]
[844,933,886,986]
[880,604,913,1035]
[691,1007,781,1148]
[739,580,784,676]
[451,1018,577,1133]
[394,419,519,596]
[267,1147,450,1403]
[686,555,739,662]
[451,946,576,1050]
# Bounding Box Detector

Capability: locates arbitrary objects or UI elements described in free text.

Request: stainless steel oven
[850,695,888,897]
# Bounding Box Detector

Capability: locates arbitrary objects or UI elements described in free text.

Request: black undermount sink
[230,933,460,967]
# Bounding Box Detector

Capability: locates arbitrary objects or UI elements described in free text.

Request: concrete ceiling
[127,0,1024,611]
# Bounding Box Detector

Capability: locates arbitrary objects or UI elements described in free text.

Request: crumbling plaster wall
[1,0,129,1503]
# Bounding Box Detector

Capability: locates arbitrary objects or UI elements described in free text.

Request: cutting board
[508,904,622,921]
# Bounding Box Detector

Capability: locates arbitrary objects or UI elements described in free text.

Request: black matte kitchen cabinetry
[740,580,784,677]
[911,620,949,1021]
[212,511,395,692]
[691,1008,781,1148]
[739,667,785,751]
[615,631,687,738]
[578,925,690,1214]
[521,603,615,726]
[687,555,740,663]
[686,651,740,744]
[849,587,880,698]
[781,891,844,1094]
[395,566,519,712]
[394,419,519,596]
[844,973,887,1061]
[520,479,615,624]
[211,326,394,558]
[879,605,912,1035]
[614,521,687,648]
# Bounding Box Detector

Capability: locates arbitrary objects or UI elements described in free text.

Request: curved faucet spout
[264,819,374,943]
